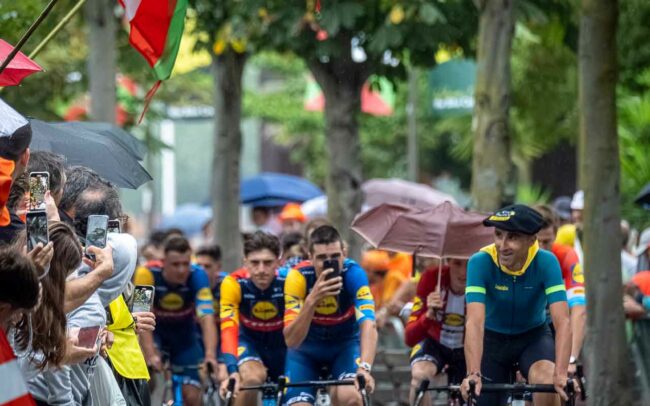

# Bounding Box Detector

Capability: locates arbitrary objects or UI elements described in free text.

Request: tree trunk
[470,0,516,211]
[308,38,369,260]
[84,0,116,123]
[211,51,246,273]
[579,0,636,403]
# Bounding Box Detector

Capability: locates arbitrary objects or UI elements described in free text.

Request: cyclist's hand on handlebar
[309,269,343,302]
[553,372,569,401]
[220,373,240,399]
[355,368,375,393]
[460,375,482,401]
[203,356,219,380]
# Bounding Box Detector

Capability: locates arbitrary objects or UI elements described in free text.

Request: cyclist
[196,244,229,383]
[134,236,218,406]
[534,204,586,375]
[461,204,571,406]
[283,225,377,406]
[405,258,468,406]
[219,231,286,405]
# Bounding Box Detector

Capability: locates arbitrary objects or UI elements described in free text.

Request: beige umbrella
[362,178,457,210]
[351,201,494,290]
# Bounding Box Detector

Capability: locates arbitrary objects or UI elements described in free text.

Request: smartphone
[26,211,48,251]
[323,259,341,280]
[29,171,49,211]
[107,219,121,233]
[130,285,155,313]
[85,214,109,259]
[77,326,101,349]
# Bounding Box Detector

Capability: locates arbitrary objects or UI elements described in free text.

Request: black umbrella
[635,183,650,207]
[29,119,152,189]
[54,121,147,160]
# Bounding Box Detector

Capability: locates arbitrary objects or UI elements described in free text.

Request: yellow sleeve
[284,268,307,326]
[220,276,242,359]
[133,266,154,286]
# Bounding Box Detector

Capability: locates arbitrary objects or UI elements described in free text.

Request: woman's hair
[15,222,82,369]
[0,247,39,310]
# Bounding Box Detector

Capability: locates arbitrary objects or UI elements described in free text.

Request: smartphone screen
[77,326,101,349]
[323,259,341,280]
[107,219,121,234]
[26,211,48,251]
[130,285,155,313]
[29,172,49,211]
[85,215,109,251]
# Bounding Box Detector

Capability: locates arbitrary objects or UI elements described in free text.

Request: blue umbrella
[241,172,323,207]
[159,204,212,236]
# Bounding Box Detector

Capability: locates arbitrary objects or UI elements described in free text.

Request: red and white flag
[0,328,35,406]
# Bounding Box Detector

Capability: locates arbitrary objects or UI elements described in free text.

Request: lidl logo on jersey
[356,286,373,300]
[197,287,213,301]
[495,284,509,291]
[444,313,465,327]
[285,296,301,310]
[159,293,184,310]
[252,301,278,320]
[315,296,339,315]
[572,264,584,284]
[489,210,516,221]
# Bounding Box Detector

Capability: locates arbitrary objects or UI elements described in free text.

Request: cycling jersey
[465,242,567,334]
[405,266,466,349]
[284,258,375,341]
[283,259,376,405]
[133,264,214,324]
[220,273,286,376]
[551,243,586,308]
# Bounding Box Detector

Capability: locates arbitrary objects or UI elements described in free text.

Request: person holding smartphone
[283,225,378,406]
[219,232,286,405]
[134,236,218,406]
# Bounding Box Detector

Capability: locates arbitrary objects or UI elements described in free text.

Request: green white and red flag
[117,0,188,121]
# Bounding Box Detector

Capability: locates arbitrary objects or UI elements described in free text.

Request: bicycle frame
[227,374,370,406]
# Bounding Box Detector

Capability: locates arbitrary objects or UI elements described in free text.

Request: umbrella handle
[436,260,443,293]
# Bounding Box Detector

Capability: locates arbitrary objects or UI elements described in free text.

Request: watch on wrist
[359,362,372,373]
[569,356,577,364]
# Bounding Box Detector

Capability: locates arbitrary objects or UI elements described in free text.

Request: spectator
[279,203,306,235]
[14,223,82,374]
[58,165,105,225]
[277,232,307,278]
[0,100,32,243]
[27,152,66,206]
[552,196,572,226]
[362,250,406,310]
[0,247,39,331]
[621,220,638,282]
[635,228,650,273]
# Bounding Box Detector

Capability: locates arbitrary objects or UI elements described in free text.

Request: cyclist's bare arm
[465,302,485,374]
[569,304,586,361]
[359,319,378,366]
[138,330,160,368]
[199,314,218,361]
[549,301,571,375]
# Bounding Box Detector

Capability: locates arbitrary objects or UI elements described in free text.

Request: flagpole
[0,0,60,74]
[29,0,88,59]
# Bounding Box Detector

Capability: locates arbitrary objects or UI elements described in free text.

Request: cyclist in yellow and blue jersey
[283,225,377,406]
[461,205,571,406]
[218,232,286,406]
[134,236,218,406]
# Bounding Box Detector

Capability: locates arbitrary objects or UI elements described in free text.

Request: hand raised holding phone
[308,266,343,305]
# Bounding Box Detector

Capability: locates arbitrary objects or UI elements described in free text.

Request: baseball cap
[483,204,545,235]
[570,190,584,211]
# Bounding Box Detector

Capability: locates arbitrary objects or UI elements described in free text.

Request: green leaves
[419,3,446,25]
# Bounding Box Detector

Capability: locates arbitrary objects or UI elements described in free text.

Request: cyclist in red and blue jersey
[461,205,572,406]
[534,204,586,376]
[284,225,377,406]
[134,236,218,406]
[219,232,286,406]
